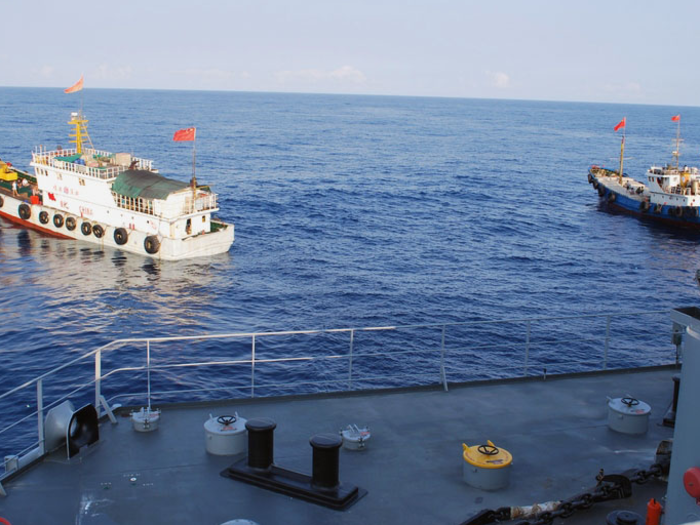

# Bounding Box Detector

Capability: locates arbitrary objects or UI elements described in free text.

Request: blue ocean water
[0,88,698,454]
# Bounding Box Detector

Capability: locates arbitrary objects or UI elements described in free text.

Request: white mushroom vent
[340,424,371,451]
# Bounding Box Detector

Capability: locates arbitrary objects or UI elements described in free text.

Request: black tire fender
[144,235,160,254]
[114,227,129,245]
[81,222,92,236]
[39,211,50,224]
[18,203,31,220]
[65,216,77,231]
[53,214,64,228]
[92,224,104,238]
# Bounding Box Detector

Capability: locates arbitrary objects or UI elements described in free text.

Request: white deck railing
[0,310,679,480]
[32,148,154,180]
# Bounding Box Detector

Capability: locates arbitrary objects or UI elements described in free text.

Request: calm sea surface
[1,88,699,454]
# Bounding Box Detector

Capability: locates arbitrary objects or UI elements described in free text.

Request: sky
[2,0,699,106]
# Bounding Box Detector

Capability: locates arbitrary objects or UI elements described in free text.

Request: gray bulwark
[0,367,675,524]
[111,170,190,200]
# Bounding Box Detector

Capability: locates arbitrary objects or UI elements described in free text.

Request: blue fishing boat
[588,115,700,226]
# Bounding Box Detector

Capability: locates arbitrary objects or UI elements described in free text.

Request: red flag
[672,114,681,121]
[614,117,626,132]
[64,75,84,94]
[173,128,196,141]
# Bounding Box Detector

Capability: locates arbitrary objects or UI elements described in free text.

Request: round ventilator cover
[462,440,512,490]
[131,407,160,432]
[204,413,247,455]
[607,397,651,435]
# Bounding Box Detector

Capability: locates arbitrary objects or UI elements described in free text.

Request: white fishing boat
[0,112,234,260]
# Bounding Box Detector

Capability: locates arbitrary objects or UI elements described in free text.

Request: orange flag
[173,128,196,141]
[672,114,681,121]
[614,117,626,132]
[64,75,84,94]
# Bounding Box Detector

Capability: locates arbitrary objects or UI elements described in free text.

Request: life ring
[81,222,92,236]
[597,186,605,197]
[654,204,663,214]
[18,203,31,220]
[39,211,50,224]
[53,214,64,228]
[607,192,616,203]
[65,216,77,231]
[640,201,650,212]
[114,227,128,245]
[92,224,104,238]
[144,235,160,254]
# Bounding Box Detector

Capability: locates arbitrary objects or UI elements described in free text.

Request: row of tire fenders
[0,195,161,254]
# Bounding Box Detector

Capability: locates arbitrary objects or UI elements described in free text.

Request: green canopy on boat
[55,154,82,162]
[112,170,190,200]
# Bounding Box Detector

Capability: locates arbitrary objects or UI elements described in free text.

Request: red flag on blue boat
[64,76,84,94]
[173,128,196,141]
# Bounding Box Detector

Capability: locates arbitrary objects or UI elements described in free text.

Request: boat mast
[614,117,626,184]
[618,128,625,185]
[673,115,682,169]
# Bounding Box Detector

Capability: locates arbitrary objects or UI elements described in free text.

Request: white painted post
[524,320,531,377]
[95,349,101,414]
[251,335,256,398]
[348,330,354,389]
[146,341,151,411]
[604,316,611,370]
[440,325,448,392]
[37,379,45,455]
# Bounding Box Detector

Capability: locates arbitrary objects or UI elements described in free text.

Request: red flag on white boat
[173,128,196,141]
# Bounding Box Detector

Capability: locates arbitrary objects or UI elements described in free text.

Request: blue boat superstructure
[588,164,700,226]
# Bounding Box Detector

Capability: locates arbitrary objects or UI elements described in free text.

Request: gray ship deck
[0,366,676,525]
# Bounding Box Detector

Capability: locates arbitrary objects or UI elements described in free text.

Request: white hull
[0,194,234,261]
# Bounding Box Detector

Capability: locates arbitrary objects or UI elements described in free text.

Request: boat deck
[0,366,676,525]
[598,175,646,202]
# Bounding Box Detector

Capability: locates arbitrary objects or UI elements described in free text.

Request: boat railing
[185,192,218,214]
[0,310,679,478]
[32,148,154,180]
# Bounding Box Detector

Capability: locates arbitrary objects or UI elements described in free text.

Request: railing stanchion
[604,316,611,370]
[95,348,101,414]
[146,341,151,411]
[251,335,256,398]
[440,325,448,392]
[348,330,354,390]
[37,378,44,455]
[524,320,531,377]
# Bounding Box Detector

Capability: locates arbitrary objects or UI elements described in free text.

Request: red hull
[0,209,73,239]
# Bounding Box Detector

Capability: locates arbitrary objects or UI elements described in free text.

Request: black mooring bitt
[221,419,367,510]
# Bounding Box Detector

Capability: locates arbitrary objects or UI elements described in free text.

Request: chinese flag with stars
[173,128,196,141]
